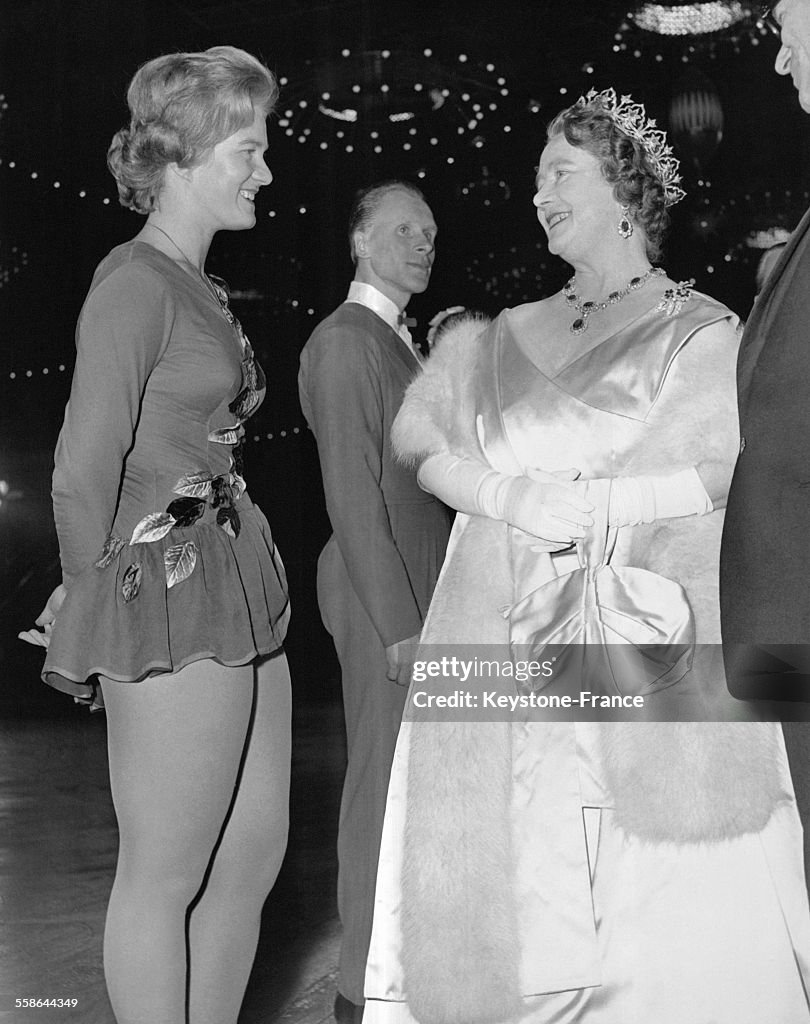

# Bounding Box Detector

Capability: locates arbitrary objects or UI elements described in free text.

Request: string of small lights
[1,350,310,444]
[272,49,516,169]
[248,424,310,444]
[0,153,325,219]
[0,50,523,205]
[6,365,68,381]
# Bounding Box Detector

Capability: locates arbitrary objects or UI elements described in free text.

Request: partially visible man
[720,0,810,886]
[754,240,788,296]
[299,181,452,1023]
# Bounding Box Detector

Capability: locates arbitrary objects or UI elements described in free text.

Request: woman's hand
[18,584,67,649]
[36,583,67,626]
[417,454,593,544]
[508,468,594,545]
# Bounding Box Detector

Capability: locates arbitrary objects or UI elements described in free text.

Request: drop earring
[618,206,634,239]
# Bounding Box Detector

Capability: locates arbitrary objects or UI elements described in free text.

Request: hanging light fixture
[669,67,724,172]
[630,2,748,36]
[273,48,512,162]
[616,1,769,60]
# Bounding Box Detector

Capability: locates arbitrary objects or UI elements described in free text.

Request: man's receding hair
[347,179,427,263]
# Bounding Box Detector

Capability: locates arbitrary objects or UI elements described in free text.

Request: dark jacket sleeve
[52,261,174,585]
[299,321,424,646]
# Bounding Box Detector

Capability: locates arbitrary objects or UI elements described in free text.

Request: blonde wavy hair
[107,45,278,214]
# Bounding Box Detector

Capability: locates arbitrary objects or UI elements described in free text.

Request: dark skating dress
[43,241,289,707]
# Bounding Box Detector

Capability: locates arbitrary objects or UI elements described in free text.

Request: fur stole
[397,320,515,1023]
[392,313,491,465]
[401,718,524,1024]
[613,304,743,643]
[400,515,524,1024]
[600,720,791,843]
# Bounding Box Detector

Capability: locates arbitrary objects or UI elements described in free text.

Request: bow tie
[398,313,417,328]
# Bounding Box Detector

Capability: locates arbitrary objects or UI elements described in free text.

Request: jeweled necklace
[563,266,664,336]
[146,222,224,311]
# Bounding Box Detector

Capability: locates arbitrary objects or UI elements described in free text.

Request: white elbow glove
[607,467,713,527]
[418,452,593,545]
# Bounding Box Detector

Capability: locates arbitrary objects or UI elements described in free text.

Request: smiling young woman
[29,46,291,1024]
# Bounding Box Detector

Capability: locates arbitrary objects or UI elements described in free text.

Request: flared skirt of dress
[42,503,289,705]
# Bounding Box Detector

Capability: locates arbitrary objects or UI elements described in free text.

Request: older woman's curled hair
[107,45,278,214]
[546,102,670,262]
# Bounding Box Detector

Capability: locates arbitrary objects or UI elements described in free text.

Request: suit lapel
[738,207,810,413]
[343,302,421,374]
[381,319,422,373]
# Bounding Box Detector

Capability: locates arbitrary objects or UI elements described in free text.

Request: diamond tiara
[575,87,686,207]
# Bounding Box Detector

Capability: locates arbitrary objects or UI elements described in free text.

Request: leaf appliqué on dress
[164,541,197,589]
[230,473,247,501]
[230,383,261,422]
[121,563,143,602]
[130,511,176,545]
[217,505,241,539]
[165,496,206,528]
[120,275,262,592]
[208,425,244,446]
[95,534,126,569]
[173,473,215,499]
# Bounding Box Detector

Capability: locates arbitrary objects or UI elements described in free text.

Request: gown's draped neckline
[502,302,717,423]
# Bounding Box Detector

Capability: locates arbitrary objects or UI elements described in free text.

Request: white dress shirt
[346,281,419,361]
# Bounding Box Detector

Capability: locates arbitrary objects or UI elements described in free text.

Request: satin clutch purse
[506,479,694,697]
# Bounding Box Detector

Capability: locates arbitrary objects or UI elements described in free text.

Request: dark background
[2,0,809,714]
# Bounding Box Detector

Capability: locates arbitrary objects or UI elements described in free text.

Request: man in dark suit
[720,0,810,884]
[299,181,453,1023]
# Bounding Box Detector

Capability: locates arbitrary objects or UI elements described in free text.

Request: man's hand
[385,632,422,686]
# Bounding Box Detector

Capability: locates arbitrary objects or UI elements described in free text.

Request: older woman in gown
[361,90,810,1024]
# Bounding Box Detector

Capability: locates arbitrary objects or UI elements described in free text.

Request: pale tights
[100,654,292,1024]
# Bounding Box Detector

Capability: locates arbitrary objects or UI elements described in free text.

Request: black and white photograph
[2,1,810,1022]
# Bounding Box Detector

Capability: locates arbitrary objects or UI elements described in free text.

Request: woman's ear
[166,161,193,186]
